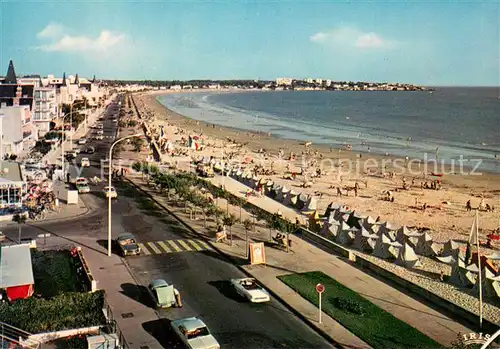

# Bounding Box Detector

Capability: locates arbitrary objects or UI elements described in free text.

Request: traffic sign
[316,283,325,324]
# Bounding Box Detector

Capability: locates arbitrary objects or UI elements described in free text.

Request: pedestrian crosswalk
[137,239,212,255]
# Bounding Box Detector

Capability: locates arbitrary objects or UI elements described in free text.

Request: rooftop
[0,161,24,182]
[0,244,34,288]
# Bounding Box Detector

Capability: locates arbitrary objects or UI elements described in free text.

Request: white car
[75,177,88,186]
[230,278,270,303]
[104,186,117,199]
[81,157,90,167]
[78,138,87,145]
[171,317,220,349]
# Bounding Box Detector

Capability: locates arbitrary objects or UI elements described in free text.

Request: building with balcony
[32,87,58,136]
[0,61,34,111]
[0,104,37,158]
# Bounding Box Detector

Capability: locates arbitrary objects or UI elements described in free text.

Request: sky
[0,0,498,86]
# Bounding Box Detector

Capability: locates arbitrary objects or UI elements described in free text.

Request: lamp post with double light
[107,133,143,256]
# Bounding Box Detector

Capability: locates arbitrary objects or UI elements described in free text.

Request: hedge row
[0,291,106,334]
[31,250,81,298]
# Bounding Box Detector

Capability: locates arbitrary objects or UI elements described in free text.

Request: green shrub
[0,291,106,333]
[330,297,364,315]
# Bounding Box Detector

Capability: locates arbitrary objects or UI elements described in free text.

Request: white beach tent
[302,196,318,212]
[276,186,290,202]
[320,220,341,241]
[274,186,284,201]
[336,222,356,245]
[441,239,460,260]
[348,211,368,228]
[265,180,274,195]
[415,232,440,257]
[395,243,422,269]
[270,184,282,199]
[353,227,379,252]
[296,193,308,210]
[283,190,299,207]
[372,235,402,260]
[447,258,476,288]
[396,226,423,249]
[472,268,500,298]
[339,213,351,225]
[323,203,341,218]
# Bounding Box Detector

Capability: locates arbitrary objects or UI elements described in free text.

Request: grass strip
[278,271,443,349]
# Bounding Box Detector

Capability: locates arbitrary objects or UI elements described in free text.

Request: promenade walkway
[129,173,473,348]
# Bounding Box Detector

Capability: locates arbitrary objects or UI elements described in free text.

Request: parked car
[170,317,220,349]
[94,135,104,140]
[104,186,117,199]
[115,233,141,256]
[76,182,90,193]
[65,151,77,160]
[96,130,104,135]
[78,138,87,145]
[148,279,179,308]
[85,146,95,154]
[81,157,90,167]
[230,278,270,303]
[75,177,88,186]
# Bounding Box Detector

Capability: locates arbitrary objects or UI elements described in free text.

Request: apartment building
[276,78,293,86]
[32,86,58,136]
[0,104,37,158]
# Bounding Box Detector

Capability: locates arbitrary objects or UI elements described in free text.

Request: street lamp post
[107,133,142,256]
[60,107,73,181]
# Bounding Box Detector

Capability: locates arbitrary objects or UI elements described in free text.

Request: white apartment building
[32,87,58,136]
[276,78,293,86]
[0,104,37,158]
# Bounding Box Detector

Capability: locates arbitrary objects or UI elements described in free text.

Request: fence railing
[0,321,41,349]
[102,299,130,349]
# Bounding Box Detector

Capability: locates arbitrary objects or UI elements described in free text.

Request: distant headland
[105,78,431,92]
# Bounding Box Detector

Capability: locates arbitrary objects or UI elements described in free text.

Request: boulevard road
[0,95,333,349]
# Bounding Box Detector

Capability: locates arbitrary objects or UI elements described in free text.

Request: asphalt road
[0,95,334,349]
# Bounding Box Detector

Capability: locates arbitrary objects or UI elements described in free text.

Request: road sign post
[316,283,325,324]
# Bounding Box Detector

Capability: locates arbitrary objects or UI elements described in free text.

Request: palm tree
[223,214,237,246]
[243,219,254,258]
[13,213,27,244]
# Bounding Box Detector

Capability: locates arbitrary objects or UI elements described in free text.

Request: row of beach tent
[214,166,500,297]
[222,168,319,213]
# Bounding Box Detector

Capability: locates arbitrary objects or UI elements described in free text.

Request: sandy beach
[134,90,500,247]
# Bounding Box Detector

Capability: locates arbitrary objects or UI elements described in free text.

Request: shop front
[0,179,26,209]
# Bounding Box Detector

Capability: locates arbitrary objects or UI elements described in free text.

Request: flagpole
[476,210,483,329]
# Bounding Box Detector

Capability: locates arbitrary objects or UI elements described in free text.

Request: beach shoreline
[134,91,500,242]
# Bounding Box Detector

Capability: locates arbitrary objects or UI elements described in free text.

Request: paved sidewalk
[129,173,473,348]
[40,234,163,349]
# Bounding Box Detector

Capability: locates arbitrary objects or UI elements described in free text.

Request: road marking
[147,242,162,254]
[187,239,202,251]
[196,239,212,250]
[167,240,182,252]
[157,241,172,253]
[177,240,192,251]
[138,243,151,255]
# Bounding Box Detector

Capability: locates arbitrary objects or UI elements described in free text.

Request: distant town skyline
[1,1,498,86]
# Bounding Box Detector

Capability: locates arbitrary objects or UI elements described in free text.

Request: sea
[157,88,500,174]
